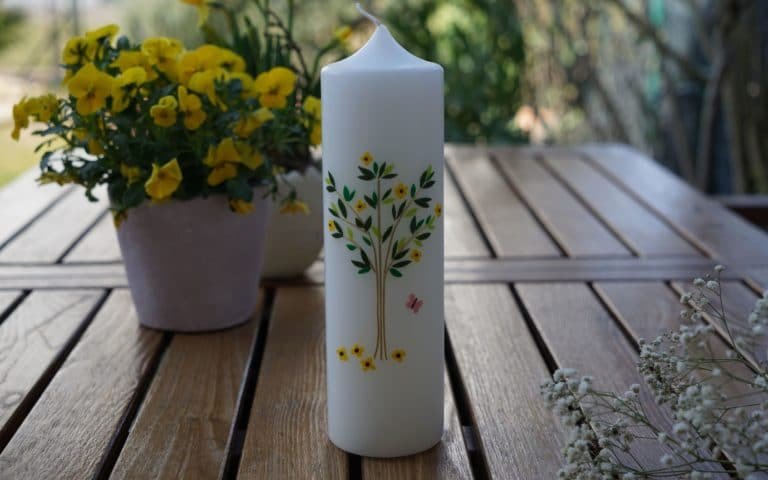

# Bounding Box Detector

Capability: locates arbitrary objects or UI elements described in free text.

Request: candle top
[322,25,442,75]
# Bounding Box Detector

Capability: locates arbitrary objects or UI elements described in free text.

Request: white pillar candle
[321,5,444,458]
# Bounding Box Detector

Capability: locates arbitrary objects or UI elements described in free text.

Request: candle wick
[355,2,382,26]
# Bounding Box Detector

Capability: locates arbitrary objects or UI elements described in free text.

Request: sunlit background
[1,0,766,193]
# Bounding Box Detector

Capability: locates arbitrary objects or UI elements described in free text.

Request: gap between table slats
[0,289,166,479]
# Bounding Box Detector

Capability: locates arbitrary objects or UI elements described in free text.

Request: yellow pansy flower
[144,158,183,201]
[360,356,376,372]
[328,220,336,232]
[204,138,242,186]
[360,151,373,166]
[434,203,443,217]
[25,94,58,123]
[150,96,178,127]
[394,182,408,199]
[334,26,352,43]
[62,36,97,65]
[391,349,406,363]
[234,141,264,170]
[87,138,105,155]
[111,66,147,113]
[410,249,423,262]
[110,51,158,81]
[180,0,211,26]
[309,125,321,146]
[229,198,254,215]
[351,344,364,358]
[141,37,182,79]
[188,68,227,108]
[177,86,206,130]
[280,200,310,215]
[11,100,29,140]
[207,163,237,186]
[120,163,142,184]
[336,347,349,362]
[303,95,321,121]
[67,63,114,116]
[178,45,222,84]
[354,199,367,213]
[253,67,296,109]
[233,108,274,138]
[84,24,119,42]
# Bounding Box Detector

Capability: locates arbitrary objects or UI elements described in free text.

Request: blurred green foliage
[383,0,527,143]
[0,2,23,53]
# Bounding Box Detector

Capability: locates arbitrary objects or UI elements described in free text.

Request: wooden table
[0,144,767,479]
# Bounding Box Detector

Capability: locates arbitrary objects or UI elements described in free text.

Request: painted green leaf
[414,239,423,247]
[382,188,392,200]
[422,180,435,189]
[382,226,393,242]
[346,227,354,239]
[394,248,409,260]
[405,208,417,218]
[417,232,431,241]
[383,198,395,205]
[372,226,381,239]
[328,171,336,186]
[343,186,355,202]
[325,185,336,193]
[360,250,371,265]
[410,184,416,197]
[384,163,394,175]
[352,260,366,268]
[392,260,411,268]
[414,197,431,208]
[389,268,402,278]
[337,199,347,218]
[325,176,331,185]
[332,232,343,239]
[382,173,397,179]
[397,201,407,218]
[364,194,377,208]
[357,266,371,274]
[391,204,397,219]
[363,236,372,246]
[357,167,374,180]
[346,244,357,251]
[364,216,372,230]
[410,216,418,234]
[333,220,343,233]
[372,162,379,175]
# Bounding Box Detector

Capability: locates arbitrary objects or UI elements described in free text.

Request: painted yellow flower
[62,36,97,65]
[233,108,274,138]
[111,66,147,113]
[150,96,178,127]
[177,86,206,130]
[144,158,183,201]
[180,0,211,26]
[120,164,142,184]
[391,349,406,363]
[141,37,182,79]
[394,182,408,199]
[67,63,114,116]
[360,151,373,166]
[410,249,423,262]
[280,200,310,215]
[360,356,376,372]
[351,344,364,358]
[434,203,443,217]
[253,67,296,108]
[84,24,119,42]
[110,51,157,81]
[24,94,58,123]
[229,199,254,215]
[11,100,29,140]
[336,347,349,362]
[328,220,336,232]
[334,26,352,43]
[354,199,367,213]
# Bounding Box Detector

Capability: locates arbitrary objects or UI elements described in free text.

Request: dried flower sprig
[541,266,768,479]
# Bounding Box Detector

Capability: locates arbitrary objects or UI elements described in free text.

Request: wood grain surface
[64,215,122,263]
[445,145,560,257]
[237,286,347,479]
[493,148,630,257]
[110,294,264,479]
[541,149,700,256]
[0,290,164,479]
[445,283,564,479]
[0,289,102,444]
[444,171,491,258]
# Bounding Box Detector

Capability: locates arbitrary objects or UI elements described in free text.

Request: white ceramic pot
[262,167,324,278]
[116,192,271,332]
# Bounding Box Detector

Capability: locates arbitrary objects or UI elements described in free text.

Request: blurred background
[1,0,766,195]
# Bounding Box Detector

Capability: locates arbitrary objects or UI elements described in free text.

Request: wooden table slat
[110,293,264,479]
[493,148,631,257]
[583,144,768,262]
[64,215,121,263]
[0,171,69,249]
[237,286,348,478]
[445,283,564,479]
[0,290,164,479]
[443,171,491,258]
[445,145,561,257]
[0,188,106,263]
[0,289,102,445]
[540,149,701,257]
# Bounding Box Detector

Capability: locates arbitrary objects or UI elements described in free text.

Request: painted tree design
[326,151,441,361]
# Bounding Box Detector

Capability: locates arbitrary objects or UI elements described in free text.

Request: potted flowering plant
[179,0,351,277]
[11,23,318,331]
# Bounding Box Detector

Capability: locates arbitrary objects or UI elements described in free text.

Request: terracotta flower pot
[262,167,324,278]
[116,192,271,332]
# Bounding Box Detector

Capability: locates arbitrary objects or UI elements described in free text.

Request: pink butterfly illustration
[405,294,423,314]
